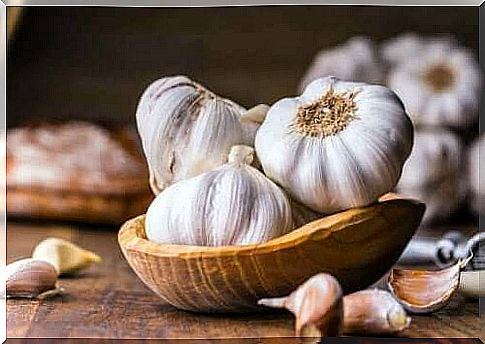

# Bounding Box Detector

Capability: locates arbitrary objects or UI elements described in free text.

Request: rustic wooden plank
[6,222,483,339]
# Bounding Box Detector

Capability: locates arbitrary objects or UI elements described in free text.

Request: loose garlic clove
[6,258,59,299]
[32,237,101,275]
[239,104,270,125]
[258,273,343,338]
[343,289,410,335]
[388,260,463,314]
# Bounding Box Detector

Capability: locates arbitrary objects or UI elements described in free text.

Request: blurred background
[6,6,481,228]
[7,6,478,126]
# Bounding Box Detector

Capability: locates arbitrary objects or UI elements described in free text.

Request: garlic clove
[343,289,410,335]
[239,104,270,125]
[32,237,101,275]
[388,260,462,314]
[6,258,59,299]
[258,273,343,338]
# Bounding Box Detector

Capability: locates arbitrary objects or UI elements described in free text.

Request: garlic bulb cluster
[396,128,464,224]
[256,76,413,214]
[136,76,262,194]
[468,135,484,215]
[299,37,383,92]
[385,35,480,129]
[146,145,293,246]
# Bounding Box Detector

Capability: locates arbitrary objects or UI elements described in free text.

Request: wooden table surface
[6,221,484,340]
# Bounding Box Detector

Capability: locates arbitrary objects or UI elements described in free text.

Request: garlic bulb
[396,128,464,224]
[299,37,383,92]
[136,75,262,194]
[146,145,293,246]
[387,37,480,128]
[468,135,484,215]
[255,76,413,214]
[380,32,427,66]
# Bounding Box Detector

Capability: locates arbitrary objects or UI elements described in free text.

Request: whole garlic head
[396,128,465,224]
[387,38,480,129]
[256,76,413,214]
[136,75,261,194]
[146,145,293,246]
[468,135,484,215]
[299,37,383,92]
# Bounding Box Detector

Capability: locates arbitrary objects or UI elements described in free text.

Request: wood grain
[118,197,424,312]
[7,222,482,339]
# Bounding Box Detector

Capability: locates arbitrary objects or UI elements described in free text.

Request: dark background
[6,6,479,128]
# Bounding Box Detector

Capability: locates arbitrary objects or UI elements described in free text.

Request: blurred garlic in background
[387,36,480,129]
[396,128,465,224]
[468,135,484,215]
[298,37,383,92]
[381,32,425,66]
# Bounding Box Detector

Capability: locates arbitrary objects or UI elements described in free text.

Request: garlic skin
[258,273,343,337]
[299,37,383,92]
[468,135,484,215]
[256,76,413,214]
[387,37,480,129]
[343,289,410,335]
[32,237,102,275]
[146,145,293,246]
[388,261,463,314]
[136,76,261,194]
[6,258,58,298]
[396,128,464,224]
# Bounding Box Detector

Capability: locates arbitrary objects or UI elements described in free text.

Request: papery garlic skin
[136,75,260,194]
[387,38,480,129]
[396,128,464,224]
[146,145,293,246]
[256,76,413,214]
[299,37,383,92]
[468,135,484,215]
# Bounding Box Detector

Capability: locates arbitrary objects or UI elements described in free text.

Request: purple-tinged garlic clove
[388,261,461,314]
[343,289,410,335]
[6,258,59,299]
[258,273,343,338]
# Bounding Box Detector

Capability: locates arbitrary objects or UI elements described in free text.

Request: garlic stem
[227,145,254,166]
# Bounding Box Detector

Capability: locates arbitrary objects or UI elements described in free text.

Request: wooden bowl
[118,195,424,313]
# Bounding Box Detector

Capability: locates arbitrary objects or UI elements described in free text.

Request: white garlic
[396,128,465,224]
[387,37,480,129]
[136,75,263,194]
[467,135,484,215]
[380,32,427,66]
[255,76,413,214]
[146,145,293,246]
[299,37,383,93]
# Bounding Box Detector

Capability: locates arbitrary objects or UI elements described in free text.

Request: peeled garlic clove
[32,237,101,275]
[6,258,58,299]
[146,145,293,246]
[388,261,461,314]
[258,273,343,337]
[343,289,410,335]
[459,271,484,298]
[136,75,262,195]
[255,76,413,214]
